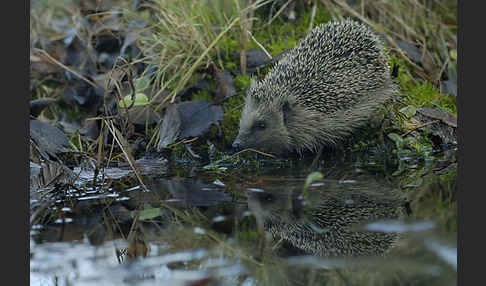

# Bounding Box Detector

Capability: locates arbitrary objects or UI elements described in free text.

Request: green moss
[218,36,239,57]
[217,32,239,72]
[191,89,213,101]
[391,56,457,116]
[224,61,238,71]
[216,3,332,82]
[234,74,251,91]
[236,229,260,241]
[250,3,331,56]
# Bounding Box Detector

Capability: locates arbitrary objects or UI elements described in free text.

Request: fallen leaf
[157,104,181,149]
[417,107,457,128]
[178,100,223,138]
[157,100,223,149]
[30,119,71,160]
[30,98,59,117]
[214,70,236,102]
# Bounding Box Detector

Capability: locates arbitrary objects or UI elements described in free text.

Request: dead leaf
[413,107,457,145]
[30,119,71,161]
[157,100,223,149]
[417,107,457,128]
[157,104,181,149]
[245,48,272,73]
[395,40,422,64]
[178,100,223,138]
[30,98,59,117]
[214,70,236,102]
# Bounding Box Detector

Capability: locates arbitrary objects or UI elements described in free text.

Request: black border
[6,0,29,285]
[26,0,31,285]
[458,1,482,285]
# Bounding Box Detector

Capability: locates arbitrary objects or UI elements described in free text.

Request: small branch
[308,0,318,33]
[402,120,440,137]
[32,48,98,88]
[228,103,245,113]
[184,143,201,159]
[264,0,293,27]
[229,148,276,159]
[247,31,273,60]
[203,148,276,170]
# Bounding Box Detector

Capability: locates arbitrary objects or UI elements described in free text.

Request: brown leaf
[157,100,223,149]
[157,104,181,149]
[30,98,59,117]
[214,70,236,102]
[30,119,71,161]
[178,100,223,138]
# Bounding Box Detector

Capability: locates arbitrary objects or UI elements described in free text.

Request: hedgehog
[247,179,406,257]
[232,20,397,156]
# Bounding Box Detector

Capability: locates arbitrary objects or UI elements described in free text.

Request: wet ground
[30,148,457,286]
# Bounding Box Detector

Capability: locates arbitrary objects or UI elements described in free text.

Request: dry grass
[132,0,271,109]
[321,0,457,84]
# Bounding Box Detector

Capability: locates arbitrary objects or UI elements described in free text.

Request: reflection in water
[30,162,456,285]
[248,178,407,257]
[146,177,233,206]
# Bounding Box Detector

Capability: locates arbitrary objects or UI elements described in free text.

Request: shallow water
[30,149,457,286]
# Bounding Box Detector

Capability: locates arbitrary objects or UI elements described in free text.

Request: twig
[402,120,440,137]
[86,115,120,121]
[310,145,325,169]
[184,143,201,159]
[125,70,137,110]
[308,0,318,33]
[236,0,251,75]
[202,147,276,169]
[264,0,293,27]
[437,57,450,91]
[32,48,98,88]
[228,103,245,113]
[247,30,273,60]
[228,148,276,160]
[167,137,199,149]
[104,119,148,190]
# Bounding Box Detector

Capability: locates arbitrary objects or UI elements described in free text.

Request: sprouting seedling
[302,171,324,199]
[298,171,324,219]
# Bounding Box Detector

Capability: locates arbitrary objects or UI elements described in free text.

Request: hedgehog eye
[254,121,266,131]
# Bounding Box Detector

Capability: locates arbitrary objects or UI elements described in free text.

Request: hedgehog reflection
[247,181,406,257]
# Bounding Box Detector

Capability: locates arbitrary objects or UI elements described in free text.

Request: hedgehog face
[232,98,292,156]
